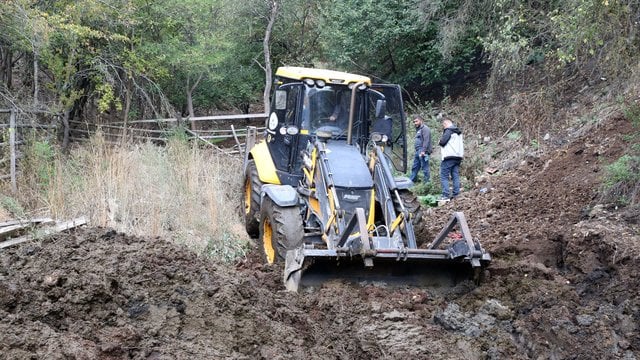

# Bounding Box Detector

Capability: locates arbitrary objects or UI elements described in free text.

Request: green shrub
[601,155,640,206]
[418,194,438,207]
[605,156,640,186]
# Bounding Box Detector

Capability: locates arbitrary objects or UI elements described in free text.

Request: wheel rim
[244,177,251,215]
[262,218,275,264]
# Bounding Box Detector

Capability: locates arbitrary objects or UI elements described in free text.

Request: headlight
[315,79,325,88]
[304,78,315,86]
[370,132,382,142]
[348,82,368,90]
[370,132,388,143]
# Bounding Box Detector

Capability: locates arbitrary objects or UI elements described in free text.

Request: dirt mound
[1,116,639,359]
[422,115,640,358]
[0,228,490,359]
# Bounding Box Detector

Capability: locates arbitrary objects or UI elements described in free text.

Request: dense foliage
[318,0,481,87]
[0,0,638,121]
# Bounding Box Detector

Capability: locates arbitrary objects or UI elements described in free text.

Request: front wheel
[242,160,262,238]
[259,197,304,264]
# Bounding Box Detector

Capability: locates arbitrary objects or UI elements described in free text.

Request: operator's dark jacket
[439,125,464,161]
[415,124,432,155]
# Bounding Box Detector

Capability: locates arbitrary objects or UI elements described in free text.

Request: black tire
[395,189,427,246]
[258,197,304,264]
[242,159,262,238]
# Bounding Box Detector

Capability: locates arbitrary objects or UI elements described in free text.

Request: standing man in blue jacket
[409,116,432,184]
[439,118,464,200]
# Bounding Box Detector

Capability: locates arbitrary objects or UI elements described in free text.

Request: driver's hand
[329,115,336,122]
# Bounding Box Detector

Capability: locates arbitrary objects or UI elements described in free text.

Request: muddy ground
[1,115,639,359]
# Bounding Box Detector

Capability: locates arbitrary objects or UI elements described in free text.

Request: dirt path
[1,116,638,359]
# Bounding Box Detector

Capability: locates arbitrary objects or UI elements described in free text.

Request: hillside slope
[0,115,638,359]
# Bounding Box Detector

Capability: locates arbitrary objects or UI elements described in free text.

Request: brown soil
[1,116,639,359]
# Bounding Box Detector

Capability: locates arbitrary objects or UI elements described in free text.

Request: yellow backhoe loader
[242,66,490,291]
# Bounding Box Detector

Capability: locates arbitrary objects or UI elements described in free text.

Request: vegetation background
[0,0,638,260]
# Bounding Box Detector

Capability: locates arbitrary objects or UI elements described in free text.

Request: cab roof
[276,66,371,86]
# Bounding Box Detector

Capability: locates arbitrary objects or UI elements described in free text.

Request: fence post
[243,126,257,172]
[230,124,242,152]
[9,110,17,193]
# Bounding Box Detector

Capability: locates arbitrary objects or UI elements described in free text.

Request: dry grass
[17,132,250,261]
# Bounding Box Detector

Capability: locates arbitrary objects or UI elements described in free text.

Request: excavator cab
[261,67,408,186]
[242,66,490,291]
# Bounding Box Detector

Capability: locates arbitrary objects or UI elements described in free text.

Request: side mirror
[375,99,386,119]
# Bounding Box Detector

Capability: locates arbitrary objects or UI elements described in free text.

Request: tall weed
[24,133,249,261]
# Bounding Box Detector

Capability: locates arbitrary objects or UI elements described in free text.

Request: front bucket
[284,248,482,291]
[283,211,491,292]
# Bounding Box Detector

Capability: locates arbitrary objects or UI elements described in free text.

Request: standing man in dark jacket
[409,116,432,184]
[439,118,464,200]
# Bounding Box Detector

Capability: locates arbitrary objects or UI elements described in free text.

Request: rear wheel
[242,160,262,238]
[395,189,427,245]
[259,197,304,264]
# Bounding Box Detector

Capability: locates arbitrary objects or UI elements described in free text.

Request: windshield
[301,85,361,135]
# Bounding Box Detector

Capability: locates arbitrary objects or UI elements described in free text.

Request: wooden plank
[69,121,248,136]
[187,113,267,122]
[78,126,168,135]
[0,217,54,228]
[71,128,167,141]
[0,224,29,239]
[0,124,56,129]
[110,113,267,125]
[51,216,88,231]
[184,128,222,150]
[68,121,170,134]
[0,216,88,249]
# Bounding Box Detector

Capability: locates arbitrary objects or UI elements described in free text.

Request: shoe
[438,196,450,203]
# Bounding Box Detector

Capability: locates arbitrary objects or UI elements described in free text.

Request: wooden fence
[69,113,267,154]
[0,110,266,193]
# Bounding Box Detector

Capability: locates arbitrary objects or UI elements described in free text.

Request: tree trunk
[187,90,196,130]
[33,52,39,106]
[186,73,203,130]
[262,0,278,115]
[0,47,5,85]
[0,47,12,89]
[62,108,71,151]
[123,75,132,140]
[6,50,12,90]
